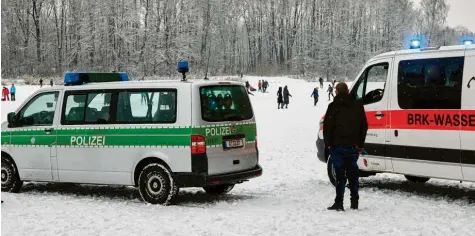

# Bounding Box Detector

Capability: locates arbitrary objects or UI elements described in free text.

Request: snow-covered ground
[1,77,475,236]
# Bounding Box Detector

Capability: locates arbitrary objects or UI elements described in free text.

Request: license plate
[224,139,244,148]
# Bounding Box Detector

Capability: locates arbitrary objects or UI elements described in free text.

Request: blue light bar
[177,60,189,73]
[410,39,421,49]
[463,39,473,46]
[64,72,129,85]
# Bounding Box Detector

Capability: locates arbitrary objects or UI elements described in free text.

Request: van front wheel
[203,184,235,195]
[138,163,177,205]
[1,156,23,193]
[404,175,430,183]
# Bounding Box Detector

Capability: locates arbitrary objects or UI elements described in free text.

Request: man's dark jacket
[323,94,368,148]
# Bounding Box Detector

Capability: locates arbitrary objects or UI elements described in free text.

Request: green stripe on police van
[1,131,10,144]
[3,123,256,147]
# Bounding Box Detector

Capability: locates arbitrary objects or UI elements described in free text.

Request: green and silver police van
[1,72,262,205]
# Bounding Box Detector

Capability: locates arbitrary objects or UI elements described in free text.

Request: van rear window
[200,85,253,122]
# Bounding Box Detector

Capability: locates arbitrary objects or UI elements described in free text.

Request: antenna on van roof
[177,60,189,81]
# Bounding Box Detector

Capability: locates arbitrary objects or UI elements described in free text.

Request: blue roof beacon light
[410,39,421,49]
[177,60,189,81]
[463,39,473,46]
[63,72,129,85]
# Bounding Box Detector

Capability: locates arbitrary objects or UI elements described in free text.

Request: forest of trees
[1,0,474,80]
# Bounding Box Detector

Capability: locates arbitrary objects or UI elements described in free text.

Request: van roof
[369,45,472,62]
[39,80,245,91]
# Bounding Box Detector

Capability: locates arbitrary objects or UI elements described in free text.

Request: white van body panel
[461,45,475,181]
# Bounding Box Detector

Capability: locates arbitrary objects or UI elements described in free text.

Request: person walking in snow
[39,79,43,87]
[258,80,262,92]
[10,84,16,101]
[311,87,319,106]
[245,81,254,96]
[324,82,368,211]
[327,84,334,101]
[2,86,9,101]
[50,79,54,87]
[277,87,284,109]
[283,85,292,109]
[319,77,324,89]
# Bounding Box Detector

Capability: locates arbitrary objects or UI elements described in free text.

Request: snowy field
[1,76,475,236]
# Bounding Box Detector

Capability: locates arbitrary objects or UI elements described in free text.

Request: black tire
[203,184,235,195]
[138,163,177,205]
[327,156,337,187]
[404,175,430,183]
[1,156,23,193]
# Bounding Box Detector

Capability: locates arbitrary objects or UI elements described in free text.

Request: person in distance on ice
[245,81,254,96]
[277,87,284,109]
[10,84,16,101]
[262,80,268,92]
[327,84,334,101]
[283,86,292,109]
[323,82,368,211]
[310,87,319,106]
[319,77,324,89]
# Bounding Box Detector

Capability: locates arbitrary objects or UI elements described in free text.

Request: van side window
[62,92,112,124]
[398,57,464,109]
[116,89,177,123]
[16,92,59,127]
[64,94,86,122]
[351,63,389,105]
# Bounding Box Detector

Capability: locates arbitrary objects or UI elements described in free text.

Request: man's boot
[327,201,344,211]
[350,198,358,210]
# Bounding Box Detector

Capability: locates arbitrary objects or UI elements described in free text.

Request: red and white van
[317,44,475,186]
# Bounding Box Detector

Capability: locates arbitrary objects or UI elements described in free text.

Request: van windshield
[200,85,253,122]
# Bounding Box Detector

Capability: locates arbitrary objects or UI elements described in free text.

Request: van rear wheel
[138,163,177,205]
[404,175,430,183]
[327,156,337,187]
[203,184,235,195]
[1,156,23,193]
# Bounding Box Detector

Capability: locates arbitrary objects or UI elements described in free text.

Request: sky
[413,0,475,32]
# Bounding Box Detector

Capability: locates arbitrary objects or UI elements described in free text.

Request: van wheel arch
[404,175,430,183]
[134,157,171,187]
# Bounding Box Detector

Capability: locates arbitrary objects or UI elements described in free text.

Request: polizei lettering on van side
[70,136,106,146]
[205,126,232,136]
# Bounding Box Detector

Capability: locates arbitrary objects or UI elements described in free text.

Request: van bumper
[175,165,263,187]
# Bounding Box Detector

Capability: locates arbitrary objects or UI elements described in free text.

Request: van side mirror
[7,112,16,126]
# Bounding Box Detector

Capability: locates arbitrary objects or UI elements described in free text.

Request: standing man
[310,87,319,106]
[319,77,324,89]
[10,84,16,101]
[39,79,43,87]
[323,82,368,211]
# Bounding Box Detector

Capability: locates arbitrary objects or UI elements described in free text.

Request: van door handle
[375,113,385,117]
[468,76,475,88]
[44,128,54,134]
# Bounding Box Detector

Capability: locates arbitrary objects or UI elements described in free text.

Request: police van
[316,42,475,186]
[1,71,262,205]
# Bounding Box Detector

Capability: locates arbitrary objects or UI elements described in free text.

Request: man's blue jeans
[330,146,359,203]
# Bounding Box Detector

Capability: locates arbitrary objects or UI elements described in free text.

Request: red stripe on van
[365,110,475,131]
